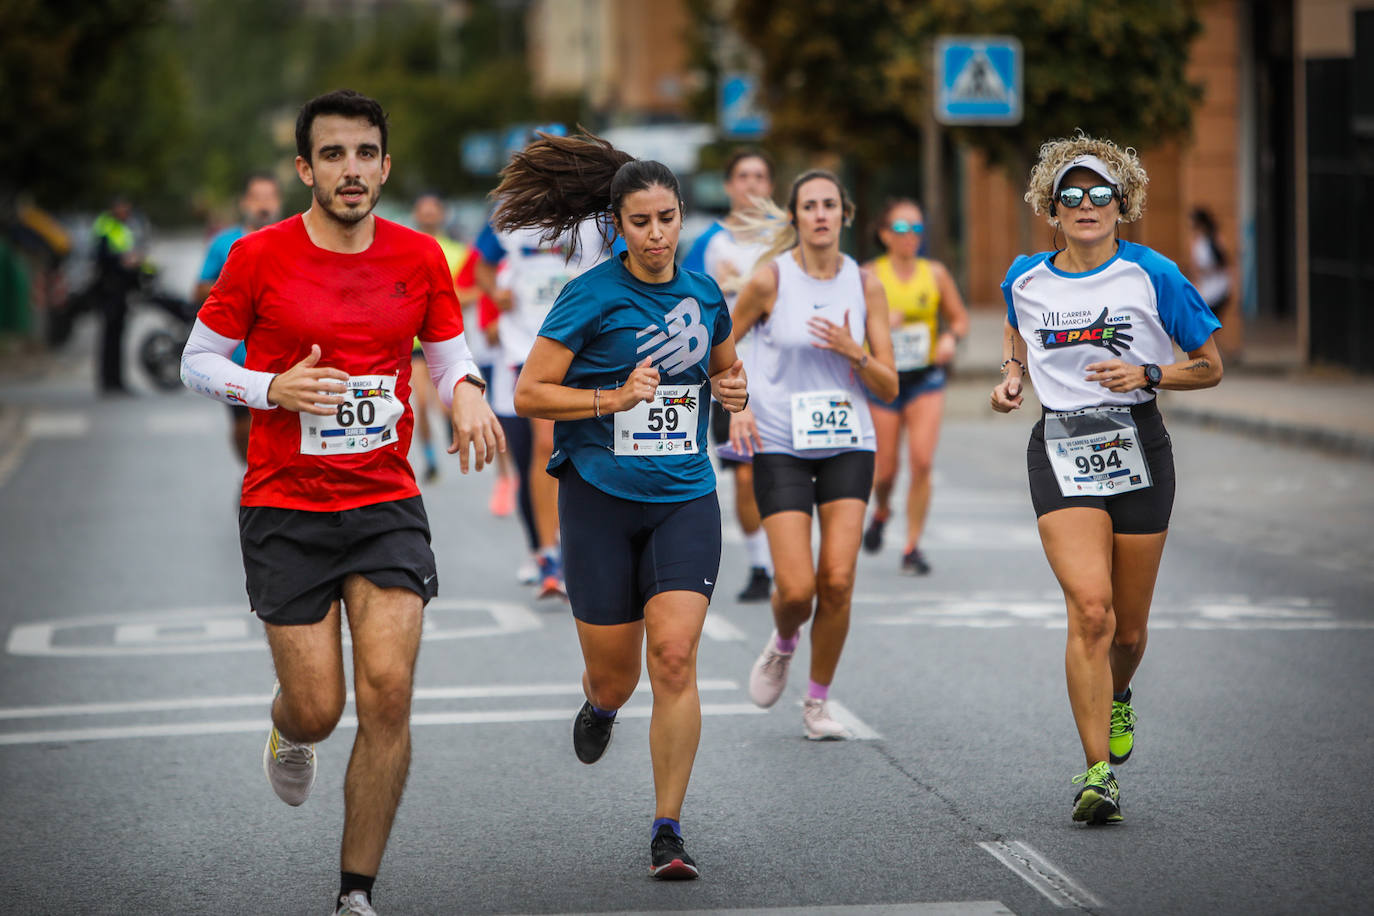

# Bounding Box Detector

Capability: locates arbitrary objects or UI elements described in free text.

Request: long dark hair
[491,129,682,263]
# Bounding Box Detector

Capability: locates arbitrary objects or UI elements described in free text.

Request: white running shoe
[516,558,539,586]
[748,631,794,708]
[334,890,378,915]
[802,697,849,740]
[262,682,316,806]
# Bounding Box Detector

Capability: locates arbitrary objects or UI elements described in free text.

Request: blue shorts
[558,463,722,626]
[869,366,946,411]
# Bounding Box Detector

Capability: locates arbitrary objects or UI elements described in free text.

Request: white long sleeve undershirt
[180,319,484,410]
[180,319,277,409]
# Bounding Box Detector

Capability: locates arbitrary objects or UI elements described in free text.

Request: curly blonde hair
[1025,130,1149,225]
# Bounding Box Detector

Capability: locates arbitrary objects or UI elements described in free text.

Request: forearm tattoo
[1184,359,1211,372]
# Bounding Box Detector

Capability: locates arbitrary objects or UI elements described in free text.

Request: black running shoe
[862,514,887,554]
[736,566,771,603]
[900,548,931,576]
[572,700,615,764]
[650,825,700,879]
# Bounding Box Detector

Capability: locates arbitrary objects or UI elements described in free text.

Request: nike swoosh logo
[423,574,435,586]
[812,304,827,310]
[704,579,713,585]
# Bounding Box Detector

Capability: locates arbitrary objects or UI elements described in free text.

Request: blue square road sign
[935,36,1023,125]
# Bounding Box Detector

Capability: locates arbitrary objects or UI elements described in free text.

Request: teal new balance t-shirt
[538,255,732,503]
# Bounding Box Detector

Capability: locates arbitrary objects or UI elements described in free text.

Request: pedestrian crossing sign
[935,36,1023,125]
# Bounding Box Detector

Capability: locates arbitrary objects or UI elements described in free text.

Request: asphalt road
[0,332,1371,916]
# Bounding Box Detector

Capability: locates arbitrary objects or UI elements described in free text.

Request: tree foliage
[3,0,569,219]
[1,0,189,208]
[732,0,1204,168]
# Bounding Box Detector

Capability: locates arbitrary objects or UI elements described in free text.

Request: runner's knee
[773,577,816,614]
[353,671,414,731]
[815,567,855,606]
[586,667,638,710]
[283,690,346,743]
[1066,595,1115,643]
[647,639,695,695]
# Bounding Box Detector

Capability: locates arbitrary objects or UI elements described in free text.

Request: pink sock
[807,680,829,701]
[774,631,799,654]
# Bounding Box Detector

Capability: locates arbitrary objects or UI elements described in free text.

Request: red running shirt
[199,214,464,511]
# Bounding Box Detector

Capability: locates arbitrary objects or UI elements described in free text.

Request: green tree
[731,0,1204,252]
[0,0,190,209]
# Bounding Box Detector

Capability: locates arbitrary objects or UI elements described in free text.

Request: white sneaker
[802,697,849,740]
[747,631,794,708]
[262,682,316,806]
[334,890,378,915]
[516,558,539,585]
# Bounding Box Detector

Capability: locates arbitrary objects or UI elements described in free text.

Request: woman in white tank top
[727,170,897,740]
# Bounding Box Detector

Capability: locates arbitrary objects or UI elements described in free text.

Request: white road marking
[823,699,883,740]
[26,411,90,438]
[526,904,1015,916]
[6,599,543,657]
[979,840,1103,909]
[0,699,765,747]
[0,679,743,721]
[702,613,747,641]
[858,592,1374,631]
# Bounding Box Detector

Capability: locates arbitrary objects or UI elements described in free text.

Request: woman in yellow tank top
[862,198,969,574]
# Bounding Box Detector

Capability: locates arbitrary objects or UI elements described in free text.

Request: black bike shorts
[238,496,438,625]
[558,462,721,626]
[752,450,875,519]
[1026,399,1176,535]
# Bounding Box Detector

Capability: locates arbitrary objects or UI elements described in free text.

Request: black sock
[339,872,375,904]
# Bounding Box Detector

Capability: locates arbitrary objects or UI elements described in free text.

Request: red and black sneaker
[649,825,700,880]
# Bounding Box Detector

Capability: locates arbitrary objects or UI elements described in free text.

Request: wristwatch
[459,372,487,394]
[1142,364,1162,393]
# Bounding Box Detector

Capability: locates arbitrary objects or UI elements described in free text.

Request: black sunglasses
[1057,185,1117,209]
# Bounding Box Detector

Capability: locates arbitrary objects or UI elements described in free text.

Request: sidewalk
[957,309,1374,461]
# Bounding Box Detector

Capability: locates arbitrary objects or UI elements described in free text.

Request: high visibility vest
[92,212,134,254]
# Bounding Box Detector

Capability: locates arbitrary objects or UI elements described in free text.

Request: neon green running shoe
[1071,761,1123,825]
[1109,692,1137,765]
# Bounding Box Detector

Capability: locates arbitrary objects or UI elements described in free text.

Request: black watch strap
[460,372,487,393]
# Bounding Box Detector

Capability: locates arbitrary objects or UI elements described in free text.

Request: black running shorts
[238,495,438,625]
[752,450,876,519]
[558,463,722,626]
[1026,399,1176,534]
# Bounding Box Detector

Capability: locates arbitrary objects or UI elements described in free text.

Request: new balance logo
[636,298,709,375]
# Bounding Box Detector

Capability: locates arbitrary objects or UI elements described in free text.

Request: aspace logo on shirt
[636,298,710,375]
[1036,307,1133,356]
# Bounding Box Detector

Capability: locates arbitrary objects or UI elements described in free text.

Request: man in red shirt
[181,90,503,916]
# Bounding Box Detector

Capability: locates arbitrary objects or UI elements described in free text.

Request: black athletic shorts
[558,463,721,626]
[238,495,438,625]
[227,403,250,420]
[1026,399,1176,534]
[752,450,876,518]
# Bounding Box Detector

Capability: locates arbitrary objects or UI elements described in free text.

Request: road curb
[1164,404,1374,462]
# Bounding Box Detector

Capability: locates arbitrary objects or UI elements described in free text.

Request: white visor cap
[1052,154,1121,194]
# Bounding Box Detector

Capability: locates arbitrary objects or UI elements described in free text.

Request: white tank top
[750,251,875,457]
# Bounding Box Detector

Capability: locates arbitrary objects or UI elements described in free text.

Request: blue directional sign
[719,73,769,139]
[935,36,1023,125]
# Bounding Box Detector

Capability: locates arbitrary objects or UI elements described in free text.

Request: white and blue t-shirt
[538,255,732,503]
[1002,241,1221,412]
